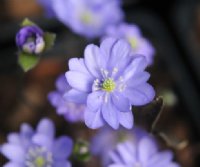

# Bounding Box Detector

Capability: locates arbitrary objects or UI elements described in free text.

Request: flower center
[34,156,45,167]
[25,146,53,167]
[102,78,116,92]
[127,37,138,49]
[80,11,93,24]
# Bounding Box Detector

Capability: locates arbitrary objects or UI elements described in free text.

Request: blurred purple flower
[105,23,155,65]
[52,0,124,38]
[1,118,73,167]
[37,0,55,17]
[90,126,147,166]
[109,138,180,167]
[16,25,45,54]
[65,37,155,129]
[48,74,85,123]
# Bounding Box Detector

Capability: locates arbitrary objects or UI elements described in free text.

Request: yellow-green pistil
[80,11,93,24]
[127,37,138,49]
[34,156,45,167]
[102,78,116,92]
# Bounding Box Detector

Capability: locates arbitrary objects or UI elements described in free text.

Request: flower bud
[16,25,45,54]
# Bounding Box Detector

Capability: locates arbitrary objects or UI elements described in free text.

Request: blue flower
[90,127,147,166]
[65,38,155,129]
[37,0,55,17]
[105,23,155,65]
[16,25,45,54]
[48,74,85,123]
[52,0,124,38]
[1,118,73,167]
[108,138,180,167]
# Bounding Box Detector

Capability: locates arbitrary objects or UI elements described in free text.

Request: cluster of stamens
[25,146,53,167]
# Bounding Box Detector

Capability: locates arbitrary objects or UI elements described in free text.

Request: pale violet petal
[87,91,104,112]
[84,44,101,78]
[53,136,73,160]
[66,71,93,92]
[124,83,155,106]
[64,89,88,104]
[84,109,104,129]
[1,144,25,163]
[36,118,55,138]
[102,98,119,129]
[118,111,134,129]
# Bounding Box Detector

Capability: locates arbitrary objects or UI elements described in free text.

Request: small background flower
[108,136,180,167]
[105,23,155,65]
[0,118,73,167]
[48,74,85,123]
[52,0,124,38]
[90,126,147,166]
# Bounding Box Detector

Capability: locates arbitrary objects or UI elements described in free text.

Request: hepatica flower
[16,25,45,55]
[52,0,124,38]
[109,137,180,167]
[48,74,85,123]
[65,38,155,129]
[16,18,56,72]
[1,118,73,167]
[105,23,155,65]
[90,127,147,166]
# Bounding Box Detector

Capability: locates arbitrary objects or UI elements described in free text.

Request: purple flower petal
[112,93,131,112]
[138,137,158,163]
[20,123,34,139]
[84,44,102,78]
[123,56,148,81]
[48,92,62,107]
[127,72,150,87]
[118,111,133,129]
[116,142,136,164]
[56,74,69,92]
[84,109,104,129]
[87,91,104,112]
[102,98,119,129]
[66,71,93,92]
[1,144,25,163]
[148,151,174,167]
[64,89,88,104]
[53,160,71,167]
[3,162,23,167]
[109,164,127,167]
[68,58,90,75]
[100,38,118,68]
[109,39,131,68]
[36,118,55,138]
[53,136,73,160]
[7,133,21,145]
[32,134,53,150]
[124,83,155,106]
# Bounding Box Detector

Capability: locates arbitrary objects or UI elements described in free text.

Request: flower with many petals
[109,137,180,167]
[105,23,155,65]
[52,0,124,38]
[90,127,147,166]
[48,74,85,123]
[0,118,73,167]
[65,38,155,129]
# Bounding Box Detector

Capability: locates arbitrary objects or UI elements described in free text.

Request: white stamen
[104,93,109,103]
[101,68,109,79]
[111,67,118,77]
